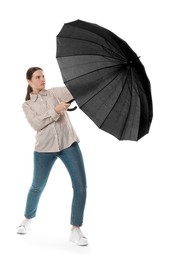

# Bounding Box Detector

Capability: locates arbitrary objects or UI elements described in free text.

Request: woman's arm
[51,87,73,102]
[22,102,61,131]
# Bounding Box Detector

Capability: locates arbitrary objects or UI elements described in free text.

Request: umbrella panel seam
[63,64,124,84]
[57,35,126,61]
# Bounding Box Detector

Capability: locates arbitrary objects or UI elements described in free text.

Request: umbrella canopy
[56,19,153,141]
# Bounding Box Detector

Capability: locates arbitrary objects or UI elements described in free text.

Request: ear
[27,79,31,85]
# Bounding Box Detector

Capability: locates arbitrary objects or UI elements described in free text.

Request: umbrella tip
[126,56,141,66]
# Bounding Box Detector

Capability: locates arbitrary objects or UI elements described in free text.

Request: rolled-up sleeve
[22,102,60,131]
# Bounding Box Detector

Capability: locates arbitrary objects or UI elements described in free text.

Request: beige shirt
[22,87,79,152]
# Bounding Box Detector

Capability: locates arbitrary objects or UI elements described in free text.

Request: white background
[0,0,177,259]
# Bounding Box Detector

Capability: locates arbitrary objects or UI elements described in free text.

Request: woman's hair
[25,67,43,101]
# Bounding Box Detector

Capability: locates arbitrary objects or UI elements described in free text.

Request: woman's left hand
[54,102,70,113]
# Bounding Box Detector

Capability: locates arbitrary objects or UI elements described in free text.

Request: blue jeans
[24,142,87,226]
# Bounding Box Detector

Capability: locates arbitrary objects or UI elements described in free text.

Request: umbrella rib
[115,68,140,140]
[58,36,126,61]
[80,67,124,109]
[119,69,134,140]
[60,22,128,58]
[57,53,122,61]
[99,69,130,130]
[64,64,123,84]
[58,53,124,62]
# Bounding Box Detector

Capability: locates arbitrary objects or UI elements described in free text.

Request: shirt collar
[30,89,47,102]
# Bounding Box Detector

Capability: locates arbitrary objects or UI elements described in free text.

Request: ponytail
[25,84,33,101]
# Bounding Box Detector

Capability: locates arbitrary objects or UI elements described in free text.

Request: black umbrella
[56,19,153,141]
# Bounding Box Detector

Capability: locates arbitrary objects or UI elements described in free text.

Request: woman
[17,67,88,246]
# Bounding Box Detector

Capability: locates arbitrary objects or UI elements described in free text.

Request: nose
[41,77,45,83]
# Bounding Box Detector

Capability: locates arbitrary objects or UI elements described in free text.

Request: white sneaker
[69,227,88,246]
[17,219,31,234]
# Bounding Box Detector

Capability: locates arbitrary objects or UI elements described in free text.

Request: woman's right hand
[54,102,70,113]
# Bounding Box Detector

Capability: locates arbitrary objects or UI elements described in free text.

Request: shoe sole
[69,239,88,246]
[17,227,30,235]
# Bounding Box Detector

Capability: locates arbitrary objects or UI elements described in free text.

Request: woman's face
[28,69,46,93]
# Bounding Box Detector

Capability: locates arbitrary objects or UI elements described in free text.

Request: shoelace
[75,228,86,239]
[19,219,31,228]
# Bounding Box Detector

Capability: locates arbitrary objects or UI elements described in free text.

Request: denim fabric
[24,142,87,226]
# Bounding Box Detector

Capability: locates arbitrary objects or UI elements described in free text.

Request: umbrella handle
[67,99,77,111]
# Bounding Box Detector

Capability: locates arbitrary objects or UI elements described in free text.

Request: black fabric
[56,19,153,141]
